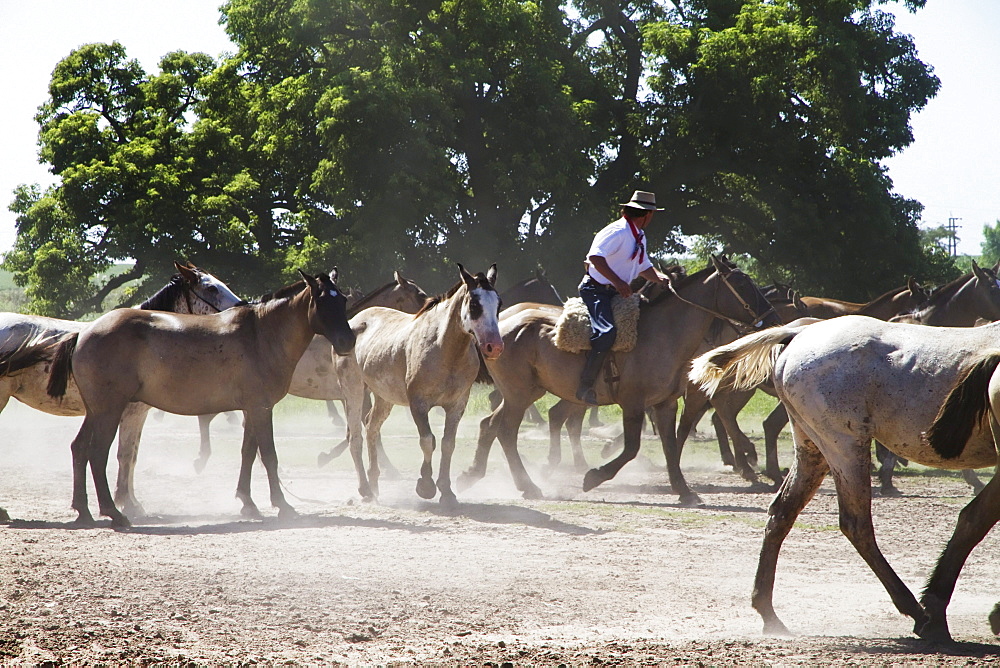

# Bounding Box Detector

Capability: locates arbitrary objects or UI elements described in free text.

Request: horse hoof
[317,451,333,468]
[880,485,902,497]
[110,513,132,529]
[582,468,605,492]
[193,458,207,475]
[240,505,264,520]
[455,472,479,492]
[439,492,458,509]
[278,506,299,522]
[0,507,9,523]
[989,603,1000,635]
[521,486,544,500]
[73,511,97,527]
[679,492,703,507]
[415,478,437,499]
[762,618,794,637]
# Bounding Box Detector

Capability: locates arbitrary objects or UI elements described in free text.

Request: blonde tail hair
[689,326,802,397]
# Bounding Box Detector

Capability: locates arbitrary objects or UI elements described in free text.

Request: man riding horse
[576,190,674,405]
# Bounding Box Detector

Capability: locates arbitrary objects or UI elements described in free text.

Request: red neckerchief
[626,219,645,264]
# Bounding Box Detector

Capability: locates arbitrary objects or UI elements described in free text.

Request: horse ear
[487,264,498,287]
[298,269,319,292]
[710,255,728,274]
[328,267,339,282]
[457,263,476,288]
[972,260,986,280]
[793,291,807,313]
[395,270,406,286]
[175,261,198,283]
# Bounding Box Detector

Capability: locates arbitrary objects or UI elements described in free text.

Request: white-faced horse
[0,261,243,520]
[338,264,503,504]
[46,271,356,527]
[689,314,1000,641]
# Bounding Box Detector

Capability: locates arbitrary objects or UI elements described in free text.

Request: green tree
[4,0,946,314]
[981,220,1000,267]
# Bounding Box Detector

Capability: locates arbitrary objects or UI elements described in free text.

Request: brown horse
[190,271,428,474]
[0,262,244,521]
[891,260,1000,326]
[499,268,563,307]
[337,264,503,504]
[461,256,782,505]
[47,270,356,527]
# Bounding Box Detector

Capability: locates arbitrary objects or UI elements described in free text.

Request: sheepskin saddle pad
[553,295,641,353]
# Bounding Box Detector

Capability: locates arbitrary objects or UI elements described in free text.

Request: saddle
[553,295,641,353]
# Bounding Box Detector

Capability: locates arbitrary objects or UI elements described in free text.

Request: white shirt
[584,218,653,285]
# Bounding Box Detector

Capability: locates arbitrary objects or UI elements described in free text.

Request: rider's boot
[575,349,609,406]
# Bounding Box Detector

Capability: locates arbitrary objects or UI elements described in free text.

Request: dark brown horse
[462,256,781,504]
[47,270,356,527]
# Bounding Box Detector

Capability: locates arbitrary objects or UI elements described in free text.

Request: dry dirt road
[2,396,999,665]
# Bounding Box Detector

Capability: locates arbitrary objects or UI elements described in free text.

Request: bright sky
[0,1,997,256]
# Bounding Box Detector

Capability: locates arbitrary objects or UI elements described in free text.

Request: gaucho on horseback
[576,190,674,405]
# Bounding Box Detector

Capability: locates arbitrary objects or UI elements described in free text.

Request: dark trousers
[579,280,617,353]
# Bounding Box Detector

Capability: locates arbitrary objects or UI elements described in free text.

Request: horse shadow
[414,500,605,536]
[5,513,440,536]
[830,637,1000,660]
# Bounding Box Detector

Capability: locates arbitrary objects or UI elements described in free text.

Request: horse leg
[326,399,345,427]
[525,403,544,426]
[409,401,438,500]
[194,413,217,474]
[583,405,645,495]
[565,403,587,471]
[676,388,711,463]
[458,403,502,491]
[650,400,701,506]
[961,469,986,495]
[495,398,544,499]
[752,422,828,635]
[920,466,1000,641]
[436,403,467,505]
[762,402,789,486]
[712,392,764,486]
[587,406,603,429]
[709,412,736,468]
[114,403,151,519]
[235,411,263,519]
[825,432,927,635]
[874,440,901,496]
[363,396,393,497]
[248,408,297,520]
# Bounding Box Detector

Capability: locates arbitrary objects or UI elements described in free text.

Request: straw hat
[620,190,664,211]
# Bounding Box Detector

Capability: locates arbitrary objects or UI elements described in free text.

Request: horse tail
[924,351,1000,459]
[0,328,65,377]
[46,333,78,399]
[689,325,804,397]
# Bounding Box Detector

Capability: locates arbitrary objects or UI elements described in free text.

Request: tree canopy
[5,0,944,316]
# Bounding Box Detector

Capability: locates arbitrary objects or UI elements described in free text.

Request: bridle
[183,281,247,314]
[666,267,777,335]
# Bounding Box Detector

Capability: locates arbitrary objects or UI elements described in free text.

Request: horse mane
[254,280,306,305]
[861,284,908,310]
[347,281,396,316]
[643,264,717,309]
[137,274,184,310]
[414,272,494,318]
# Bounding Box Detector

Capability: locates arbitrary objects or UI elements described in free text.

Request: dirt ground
[2,394,1000,666]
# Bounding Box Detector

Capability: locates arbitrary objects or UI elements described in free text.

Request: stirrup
[575,387,599,406]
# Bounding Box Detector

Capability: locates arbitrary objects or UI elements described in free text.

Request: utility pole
[946,216,962,257]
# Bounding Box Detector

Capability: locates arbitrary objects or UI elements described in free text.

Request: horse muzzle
[479,340,504,360]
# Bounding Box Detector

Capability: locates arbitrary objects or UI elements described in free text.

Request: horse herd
[4,256,1000,642]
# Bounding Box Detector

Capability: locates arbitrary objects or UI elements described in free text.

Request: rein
[666,269,776,334]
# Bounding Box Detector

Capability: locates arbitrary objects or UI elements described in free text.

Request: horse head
[458,263,504,361]
[709,255,783,331]
[145,261,245,315]
[299,269,357,355]
[970,260,1000,321]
